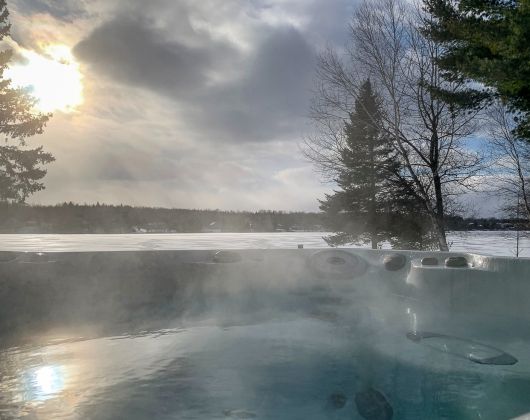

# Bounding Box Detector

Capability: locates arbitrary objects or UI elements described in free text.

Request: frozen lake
[0,231,528,257]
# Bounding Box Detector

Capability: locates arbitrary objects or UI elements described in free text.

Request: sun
[6,44,83,113]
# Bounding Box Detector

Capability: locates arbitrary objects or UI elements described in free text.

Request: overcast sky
[7,0,499,215]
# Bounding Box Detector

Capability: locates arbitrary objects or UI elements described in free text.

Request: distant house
[202,221,222,233]
[275,224,286,232]
[132,223,170,233]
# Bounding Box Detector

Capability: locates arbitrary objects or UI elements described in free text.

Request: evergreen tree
[320,80,399,249]
[320,80,438,250]
[423,0,530,139]
[386,194,439,250]
[0,0,53,203]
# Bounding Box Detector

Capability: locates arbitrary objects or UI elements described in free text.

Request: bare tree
[487,102,530,224]
[304,0,481,251]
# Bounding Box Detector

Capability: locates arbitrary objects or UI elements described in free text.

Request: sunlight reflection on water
[26,365,65,401]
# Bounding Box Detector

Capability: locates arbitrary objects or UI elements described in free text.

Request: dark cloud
[74,16,236,98]
[74,13,316,143]
[190,27,316,142]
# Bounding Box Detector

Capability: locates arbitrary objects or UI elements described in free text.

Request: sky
[4,0,499,216]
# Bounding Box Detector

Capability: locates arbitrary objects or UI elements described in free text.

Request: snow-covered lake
[0,231,528,257]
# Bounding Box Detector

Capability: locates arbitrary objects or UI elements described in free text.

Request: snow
[0,231,528,257]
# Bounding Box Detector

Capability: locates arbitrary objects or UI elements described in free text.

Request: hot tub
[0,249,529,419]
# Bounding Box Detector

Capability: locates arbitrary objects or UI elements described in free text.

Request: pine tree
[423,0,530,139]
[320,80,400,249]
[320,80,438,250]
[0,0,54,203]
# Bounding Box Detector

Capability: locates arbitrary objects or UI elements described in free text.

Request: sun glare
[6,45,83,113]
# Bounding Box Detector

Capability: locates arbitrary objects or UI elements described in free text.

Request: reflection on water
[25,365,65,401]
[1,317,530,420]
[0,348,71,418]
[0,326,194,419]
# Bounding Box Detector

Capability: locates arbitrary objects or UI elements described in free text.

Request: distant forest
[0,202,524,234]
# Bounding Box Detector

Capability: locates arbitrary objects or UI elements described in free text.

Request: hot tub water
[0,248,529,419]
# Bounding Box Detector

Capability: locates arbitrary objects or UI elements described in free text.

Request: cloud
[73,10,316,143]
[185,26,316,143]
[73,15,238,99]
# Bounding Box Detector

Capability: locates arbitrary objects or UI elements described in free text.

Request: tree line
[305,0,530,251]
[0,202,523,234]
[0,202,327,233]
